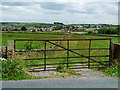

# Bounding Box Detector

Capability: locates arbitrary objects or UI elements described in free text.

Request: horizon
[0,21,118,25]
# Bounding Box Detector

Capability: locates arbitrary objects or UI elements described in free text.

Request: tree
[98,26,118,34]
[52,25,63,30]
[21,27,27,31]
[117,25,120,43]
[117,25,120,34]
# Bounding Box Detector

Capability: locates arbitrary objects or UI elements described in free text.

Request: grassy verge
[101,61,119,77]
[1,58,33,80]
[1,58,83,80]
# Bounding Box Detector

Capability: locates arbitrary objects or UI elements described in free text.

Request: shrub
[102,62,119,77]
[87,31,93,34]
[24,41,34,50]
[1,59,31,80]
[21,27,27,31]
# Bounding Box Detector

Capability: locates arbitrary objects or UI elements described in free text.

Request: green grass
[71,34,119,43]
[101,61,119,77]
[2,32,119,46]
[1,32,65,46]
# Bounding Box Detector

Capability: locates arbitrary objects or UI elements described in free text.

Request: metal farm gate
[14,38,112,72]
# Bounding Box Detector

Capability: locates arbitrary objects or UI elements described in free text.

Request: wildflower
[0,58,6,61]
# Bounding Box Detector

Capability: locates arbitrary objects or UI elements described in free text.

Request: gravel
[29,65,105,78]
[29,71,66,76]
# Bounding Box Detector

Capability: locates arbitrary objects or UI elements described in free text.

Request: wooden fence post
[114,43,120,61]
[7,40,15,59]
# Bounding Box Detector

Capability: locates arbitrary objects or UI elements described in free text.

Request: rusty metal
[23,55,109,61]
[44,41,46,71]
[15,48,109,52]
[67,40,69,68]
[88,40,91,69]
[15,38,111,41]
[14,38,111,71]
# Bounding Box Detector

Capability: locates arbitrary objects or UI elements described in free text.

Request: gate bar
[88,40,91,69]
[15,38,111,41]
[67,40,69,68]
[44,41,47,71]
[47,41,109,66]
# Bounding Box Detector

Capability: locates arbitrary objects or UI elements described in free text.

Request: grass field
[1,32,119,70]
[1,32,119,46]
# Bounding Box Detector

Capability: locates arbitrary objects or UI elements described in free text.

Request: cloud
[1,2,41,13]
[1,1,118,24]
[40,2,66,11]
[103,2,118,15]
[64,2,95,14]
[2,5,26,11]
[1,0,120,2]
[2,2,32,6]
[65,2,118,15]
[1,2,118,15]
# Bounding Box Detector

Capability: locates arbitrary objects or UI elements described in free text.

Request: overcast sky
[0,0,119,25]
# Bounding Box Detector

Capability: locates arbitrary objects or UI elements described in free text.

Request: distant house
[2,26,8,31]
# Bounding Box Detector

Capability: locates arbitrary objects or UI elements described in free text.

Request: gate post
[109,39,112,66]
[7,40,15,59]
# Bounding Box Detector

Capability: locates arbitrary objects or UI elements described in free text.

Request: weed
[24,41,34,50]
[56,62,82,76]
[56,63,66,73]
[1,59,32,80]
[101,62,119,77]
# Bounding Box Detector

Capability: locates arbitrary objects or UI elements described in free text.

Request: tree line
[98,25,120,34]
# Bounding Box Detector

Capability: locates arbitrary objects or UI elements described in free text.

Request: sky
[0,0,119,25]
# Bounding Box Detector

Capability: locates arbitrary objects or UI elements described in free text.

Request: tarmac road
[2,69,119,88]
[2,76,118,88]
